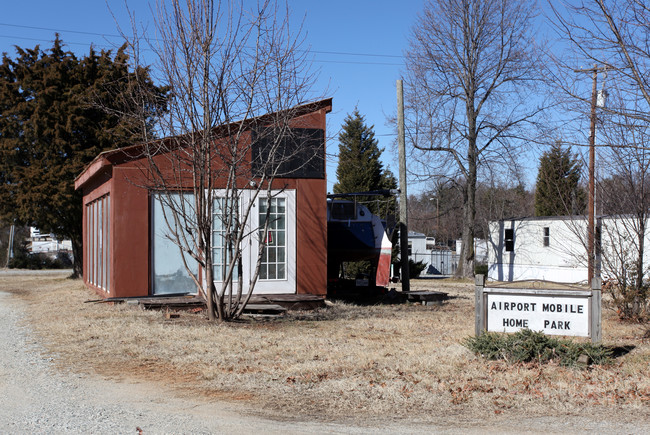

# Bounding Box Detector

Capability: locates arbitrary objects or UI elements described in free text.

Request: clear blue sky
[0,0,425,193]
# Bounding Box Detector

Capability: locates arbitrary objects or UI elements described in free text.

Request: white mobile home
[487,215,650,284]
[487,217,588,283]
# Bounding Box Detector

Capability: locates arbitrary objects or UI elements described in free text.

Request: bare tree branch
[403,0,546,277]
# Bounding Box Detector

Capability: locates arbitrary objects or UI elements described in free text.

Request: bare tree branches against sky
[2,1,650,195]
[0,0,421,192]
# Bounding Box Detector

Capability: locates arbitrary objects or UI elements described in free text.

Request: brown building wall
[294,106,328,295]
[110,166,150,297]
[77,100,331,299]
[296,178,327,294]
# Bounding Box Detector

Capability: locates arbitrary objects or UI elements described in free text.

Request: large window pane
[86,195,110,291]
[92,201,97,285]
[152,193,198,294]
[106,196,110,292]
[212,197,239,282]
[98,198,103,289]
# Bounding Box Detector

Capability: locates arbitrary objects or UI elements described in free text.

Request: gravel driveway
[0,289,408,434]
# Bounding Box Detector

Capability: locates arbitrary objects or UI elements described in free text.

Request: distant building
[487,215,650,283]
[29,227,72,255]
[455,238,488,264]
[408,231,457,275]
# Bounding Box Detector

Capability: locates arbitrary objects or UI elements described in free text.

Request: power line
[1,32,404,66]
[0,22,404,61]
[0,22,123,39]
[314,59,401,66]
[309,49,401,59]
[0,34,116,50]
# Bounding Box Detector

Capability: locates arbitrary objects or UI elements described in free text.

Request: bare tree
[118,0,320,321]
[476,181,533,239]
[550,0,650,122]
[597,114,650,320]
[408,180,464,246]
[403,0,545,277]
[549,0,650,319]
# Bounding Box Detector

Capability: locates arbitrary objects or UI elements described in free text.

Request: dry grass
[1,271,649,425]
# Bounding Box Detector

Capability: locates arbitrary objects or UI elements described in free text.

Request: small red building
[75,99,332,298]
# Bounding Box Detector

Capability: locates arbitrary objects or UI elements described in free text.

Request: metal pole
[397,79,410,291]
[436,197,439,239]
[6,224,15,267]
[591,277,602,343]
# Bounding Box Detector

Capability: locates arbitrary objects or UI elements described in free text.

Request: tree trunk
[634,212,645,318]
[70,235,83,279]
[205,265,217,321]
[458,166,477,278]
[457,102,478,278]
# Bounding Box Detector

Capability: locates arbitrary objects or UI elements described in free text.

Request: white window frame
[212,189,296,295]
[211,195,240,284]
[248,190,296,294]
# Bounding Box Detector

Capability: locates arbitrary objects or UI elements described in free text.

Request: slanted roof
[75,98,333,190]
[492,215,600,223]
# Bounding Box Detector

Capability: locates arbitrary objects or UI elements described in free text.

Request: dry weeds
[1,271,648,426]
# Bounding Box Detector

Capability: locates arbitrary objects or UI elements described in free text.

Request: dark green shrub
[9,250,72,270]
[464,329,612,367]
[409,259,427,277]
[390,259,427,278]
[475,263,488,276]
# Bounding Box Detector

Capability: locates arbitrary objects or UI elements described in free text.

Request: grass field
[1,271,648,425]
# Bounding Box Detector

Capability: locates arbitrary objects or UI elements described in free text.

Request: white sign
[486,293,590,337]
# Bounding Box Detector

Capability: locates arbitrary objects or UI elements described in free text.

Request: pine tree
[333,110,396,216]
[534,142,586,216]
[0,36,168,276]
[332,110,396,279]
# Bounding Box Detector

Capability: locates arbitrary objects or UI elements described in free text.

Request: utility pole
[575,64,607,284]
[397,79,410,291]
[6,224,15,268]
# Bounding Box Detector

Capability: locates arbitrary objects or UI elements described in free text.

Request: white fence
[410,251,459,276]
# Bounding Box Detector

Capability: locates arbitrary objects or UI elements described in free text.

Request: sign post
[591,277,602,342]
[475,274,486,336]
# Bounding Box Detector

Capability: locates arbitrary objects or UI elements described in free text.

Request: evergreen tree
[333,110,396,216]
[332,110,396,280]
[0,36,168,276]
[534,142,586,216]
